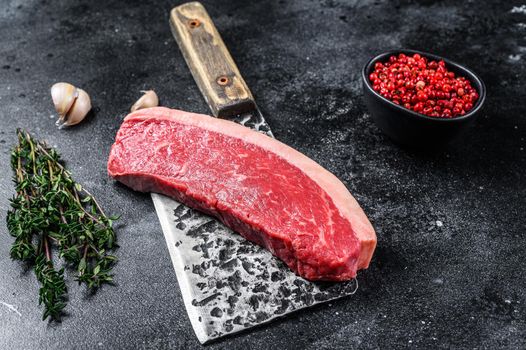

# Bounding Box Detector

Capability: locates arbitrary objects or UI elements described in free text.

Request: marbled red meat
[107,107,376,281]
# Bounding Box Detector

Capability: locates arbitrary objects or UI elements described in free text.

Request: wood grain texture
[170,2,256,118]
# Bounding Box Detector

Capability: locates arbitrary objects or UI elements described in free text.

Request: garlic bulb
[130,90,159,112]
[50,82,91,128]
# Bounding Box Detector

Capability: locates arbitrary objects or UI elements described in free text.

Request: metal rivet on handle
[216,76,230,86]
[188,19,201,28]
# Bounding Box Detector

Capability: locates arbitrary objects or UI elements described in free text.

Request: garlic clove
[51,82,78,119]
[61,88,91,127]
[130,90,159,112]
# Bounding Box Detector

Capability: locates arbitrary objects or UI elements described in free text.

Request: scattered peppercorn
[369,53,479,118]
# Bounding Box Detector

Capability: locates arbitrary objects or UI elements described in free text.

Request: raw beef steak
[107,107,376,281]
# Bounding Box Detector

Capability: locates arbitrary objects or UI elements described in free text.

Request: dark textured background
[1,0,525,349]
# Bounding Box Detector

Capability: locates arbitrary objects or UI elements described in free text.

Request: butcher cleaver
[151,1,359,343]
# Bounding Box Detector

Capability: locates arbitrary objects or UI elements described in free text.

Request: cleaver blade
[151,2,360,344]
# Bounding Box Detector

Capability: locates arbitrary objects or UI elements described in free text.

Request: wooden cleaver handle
[170,2,256,118]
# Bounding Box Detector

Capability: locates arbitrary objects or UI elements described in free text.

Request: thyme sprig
[6,130,118,320]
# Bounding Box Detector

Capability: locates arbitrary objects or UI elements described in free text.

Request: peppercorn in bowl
[362,49,486,147]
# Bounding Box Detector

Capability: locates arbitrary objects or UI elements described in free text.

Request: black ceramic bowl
[362,49,486,147]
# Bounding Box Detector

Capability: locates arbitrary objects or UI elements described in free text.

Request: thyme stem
[44,236,51,262]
